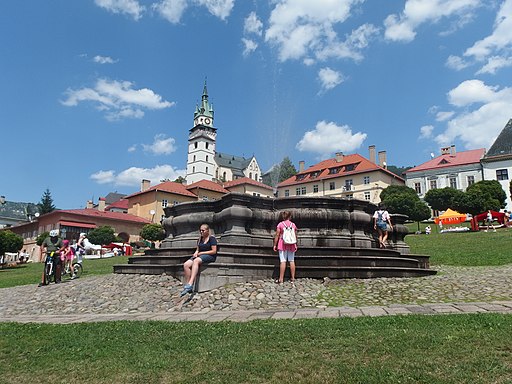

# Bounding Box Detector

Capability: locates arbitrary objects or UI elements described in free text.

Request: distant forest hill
[387,165,412,178]
[0,201,39,220]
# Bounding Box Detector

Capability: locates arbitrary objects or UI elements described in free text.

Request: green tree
[87,226,116,246]
[452,189,500,216]
[173,176,186,184]
[387,165,412,178]
[36,231,50,246]
[279,157,297,182]
[424,187,464,212]
[0,230,24,256]
[140,224,166,242]
[38,188,56,214]
[380,185,431,231]
[467,180,507,208]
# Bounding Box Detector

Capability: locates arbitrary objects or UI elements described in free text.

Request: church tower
[186,81,217,184]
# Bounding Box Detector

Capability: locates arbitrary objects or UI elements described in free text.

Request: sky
[1,0,512,209]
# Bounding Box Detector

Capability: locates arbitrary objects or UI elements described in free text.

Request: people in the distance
[485,210,496,232]
[373,203,392,248]
[76,233,87,263]
[61,239,76,279]
[425,225,432,235]
[273,211,298,284]
[180,224,217,297]
[38,229,64,286]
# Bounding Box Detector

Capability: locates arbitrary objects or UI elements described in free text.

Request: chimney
[369,145,376,164]
[378,151,387,168]
[299,160,305,172]
[86,200,93,209]
[440,146,450,155]
[98,197,106,212]
[141,179,150,192]
[335,152,344,163]
[450,144,456,156]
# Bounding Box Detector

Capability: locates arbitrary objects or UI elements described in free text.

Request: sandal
[274,279,283,284]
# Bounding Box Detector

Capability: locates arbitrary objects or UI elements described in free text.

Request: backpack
[377,211,386,225]
[282,223,297,245]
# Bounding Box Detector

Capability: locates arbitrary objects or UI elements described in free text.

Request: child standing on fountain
[273,211,298,284]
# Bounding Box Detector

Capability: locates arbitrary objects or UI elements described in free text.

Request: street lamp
[149,209,156,223]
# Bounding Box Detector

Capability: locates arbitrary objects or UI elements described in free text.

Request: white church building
[185,83,262,185]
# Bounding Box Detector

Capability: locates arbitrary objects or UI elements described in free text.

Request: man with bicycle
[38,229,64,286]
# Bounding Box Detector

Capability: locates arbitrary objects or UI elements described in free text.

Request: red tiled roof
[277,153,402,187]
[405,148,485,173]
[106,198,129,210]
[223,177,273,190]
[126,181,197,198]
[59,209,150,223]
[186,179,229,193]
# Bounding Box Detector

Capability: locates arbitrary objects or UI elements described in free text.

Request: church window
[223,172,226,180]
[249,172,252,179]
[255,173,258,180]
[206,155,209,162]
[206,142,209,149]
[193,166,195,173]
[206,166,209,174]
[194,142,198,149]
[193,155,196,162]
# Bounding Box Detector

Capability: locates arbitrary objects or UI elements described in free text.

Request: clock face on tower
[204,117,211,125]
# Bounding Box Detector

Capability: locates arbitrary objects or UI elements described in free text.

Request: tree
[467,180,507,209]
[452,189,500,216]
[424,187,464,212]
[140,224,166,242]
[386,165,412,178]
[279,157,297,182]
[380,185,431,231]
[36,231,50,246]
[173,176,186,184]
[38,188,56,214]
[87,226,116,246]
[0,230,24,256]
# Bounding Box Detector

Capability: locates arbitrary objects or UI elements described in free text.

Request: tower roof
[194,79,214,119]
[484,118,512,159]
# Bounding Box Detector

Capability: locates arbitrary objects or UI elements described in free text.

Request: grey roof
[104,192,127,205]
[485,118,512,158]
[215,152,252,172]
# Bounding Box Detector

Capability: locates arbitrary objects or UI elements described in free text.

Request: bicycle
[42,251,60,285]
[62,257,83,279]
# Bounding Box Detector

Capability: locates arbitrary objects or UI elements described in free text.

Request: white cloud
[447,79,499,107]
[152,0,188,24]
[242,38,258,57]
[318,67,345,93]
[464,0,512,61]
[434,80,512,149]
[128,145,137,152]
[197,0,234,21]
[244,11,263,36]
[91,165,186,186]
[94,0,144,20]
[445,55,470,71]
[93,55,117,64]
[419,125,434,139]
[476,56,512,75]
[384,0,480,42]
[435,111,455,121]
[142,134,177,155]
[61,78,174,121]
[264,0,373,63]
[296,120,367,155]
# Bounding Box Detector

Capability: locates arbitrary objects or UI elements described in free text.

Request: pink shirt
[276,220,298,252]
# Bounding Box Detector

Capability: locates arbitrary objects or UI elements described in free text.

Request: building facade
[404,146,485,198]
[276,148,404,203]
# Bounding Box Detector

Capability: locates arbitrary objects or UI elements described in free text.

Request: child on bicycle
[60,239,76,279]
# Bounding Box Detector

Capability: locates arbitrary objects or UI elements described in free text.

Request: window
[194,142,198,149]
[295,174,306,181]
[497,169,509,180]
[467,175,475,186]
[255,173,258,180]
[249,172,252,179]
[346,194,353,199]
[430,180,437,189]
[345,164,356,172]
[329,182,335,190]
[193,155,196,162]
[310,171,320,178]
[206,155,208,162]
[206,166,209,174]
[162,199,168,208]
[344,179,353,190]
[363,176,370,185]
[296,188,301,195]
[364,191,371,200]
[313,184,319,193]
[285,190,290,197]
[328,167,341,174]
[193,166,195,173]
[206,142,209,149]
[223,172,227,180]
[414,182,421,194]
[449,177,457,189]
[301,187,306,195]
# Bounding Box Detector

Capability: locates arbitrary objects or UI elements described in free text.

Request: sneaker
[37,283,45,287]
[180,284,193,297]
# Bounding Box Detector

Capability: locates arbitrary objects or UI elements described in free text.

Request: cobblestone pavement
[1,265,512,323]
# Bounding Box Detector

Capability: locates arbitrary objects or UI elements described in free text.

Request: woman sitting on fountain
[180,224,217,296]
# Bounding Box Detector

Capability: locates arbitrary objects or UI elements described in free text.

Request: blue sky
[1,0,511,209]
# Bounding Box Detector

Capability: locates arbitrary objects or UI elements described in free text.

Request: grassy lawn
[0,256,129,289]
[2,314,511,384]
[405,224,512,266]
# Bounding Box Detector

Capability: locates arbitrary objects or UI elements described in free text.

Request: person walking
[485,210,496,232]
[373,203,393,248]
[180,224,217,296]
[273,211,298,284]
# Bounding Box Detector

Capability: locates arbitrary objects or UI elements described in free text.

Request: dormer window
[345,164,356,172]
[328,167,342,174]
[295,174,306,181]
[310,171,320,178]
